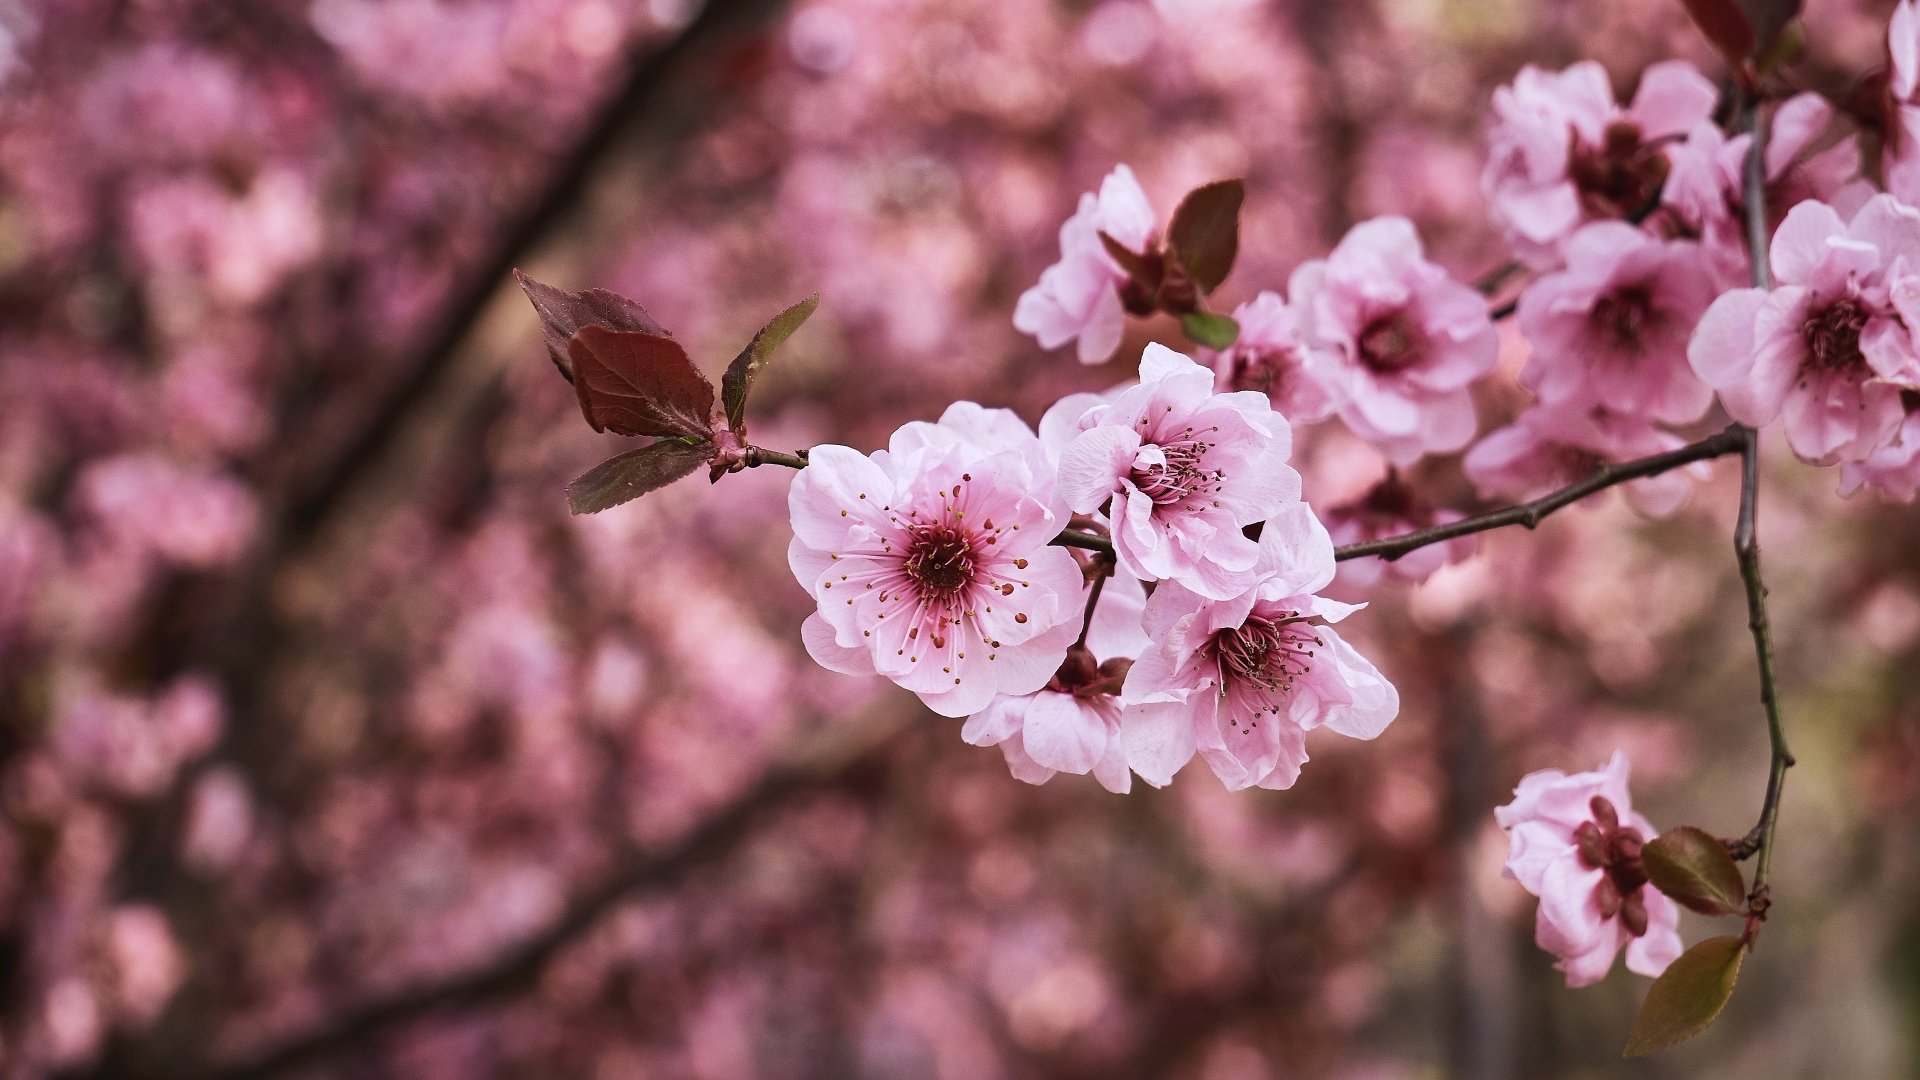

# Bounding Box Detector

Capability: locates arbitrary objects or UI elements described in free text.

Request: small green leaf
[1167,179,1243,294]
[1644,827,1747,916]
[722,294,819,434]
[1625,936,1745,1058]
[566,439,712,515]
[1181,311,1240,350]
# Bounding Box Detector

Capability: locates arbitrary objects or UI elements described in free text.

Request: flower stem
[744,446,810,469]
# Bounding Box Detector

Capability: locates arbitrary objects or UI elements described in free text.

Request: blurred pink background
[1,0,1917,1076]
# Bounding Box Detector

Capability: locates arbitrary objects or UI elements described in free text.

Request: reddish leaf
[515,269,667,383]
[1644,827,1748,916]
[1166,179,1244,294]
[1625,936,1745,1057]
[1677,0,1755,65]
[1098,231,1163,289]
[721,294,819,434]
[566,439,712,515]
[567,324,718,440]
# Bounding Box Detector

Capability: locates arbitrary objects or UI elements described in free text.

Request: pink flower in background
[1885,2,1920,202]
[73,454,258,568]
[790,404,1084,717]
[1689,196,1920,464]
[1208,290,1338,423]
[964,571,1149,793]
[1323,472,1476,587]
[1053,344,1301,598]
[1290,217,1499,465]
[1839,398,1920,501]
[1662,95,1866,287]
[1014,164,1155,364]
[1483,60,1718,265]
[1495,751,1684,988]
[1516,223,1715,424]
[1120,503,1399,791]
[105,906,185,1029]
[1465,403,1702,516]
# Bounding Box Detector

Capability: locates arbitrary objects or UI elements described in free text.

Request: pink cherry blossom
[1662,95,1867,289]
[1516,222,1715,424]
[1290,217,1499,465]
[1013,164,1155,364]
[1207,290,1338,423]
[1839,396,1920,501]
[1688,196,1920,465]
[1323,473,1476,587]
[1886,2,1920,203]
[789,403,1085,717]
[1464,402,1701,517]
[1052,343,1301,599]
[1483,60,1718,265]
[1494,751,1684,988]
[1120,502,1399,792]
[963,571,1149,793]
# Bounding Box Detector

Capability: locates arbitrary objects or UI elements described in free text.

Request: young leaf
[721,294,819,434]
[1625,936,1745,1057]
[567,324,718,441]
[1737,0,1802,57]
[515,270,668,383]
[1181,311,1240,350]
[1098,231,1163,289]
[566,439,712,515]
[1643,826,1748,916]
[1676,0,1755,65]
[1166,179,1244,294]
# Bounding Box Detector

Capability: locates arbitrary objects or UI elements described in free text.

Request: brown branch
[1333,425,1747,563]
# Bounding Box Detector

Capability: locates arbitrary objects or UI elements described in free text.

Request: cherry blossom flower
[963,571,1149,793]
[1885,2,1920,203]
[1052,343,1301,599]
[1014,164,1155,364]
[1483,60,1718,265]
[1207,290,1338,423]
[1120,502,1399,791]
[789,403,1085,717]
[1494,751,1684,988]
[1323,472,1476,587]
[1688,196,1920,464]
[1464,402,1702,517]
[1662,95,1867,288]
[1839,395,1920,501]
[1516,222,1715,424]
[1290,217,1499,465]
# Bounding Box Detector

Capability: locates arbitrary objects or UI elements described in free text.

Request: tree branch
[1332,425,1747,563]
[1723,97,1793,908]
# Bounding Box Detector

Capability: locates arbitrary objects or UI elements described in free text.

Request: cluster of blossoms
[777,2,1920,1003]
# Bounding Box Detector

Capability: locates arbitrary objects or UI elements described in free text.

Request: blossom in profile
[1483,60,1718,265]
[789,404,1084,717]
[1516,222,1715,424]
[1208,290,1338,423]
[1494,751,1684,988]
[1464,402,1702,517]
[1119,502,1399,791]
[1839,396,1920,502]
[963,571,1149,793]
[1322,472,1475,587]
[1014,164,1155,364]
[1662,94,1867,287]
[1053,343,1300,599]
[1290,217,1499,465]
[1688,196,1920,464]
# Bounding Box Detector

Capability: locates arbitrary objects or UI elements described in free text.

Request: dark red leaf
[1737,0,1801,56]
[1166,179,1244,294]
[1625,936,1745,1057]
[515,269,668,383]
[721,294,819,435]
[1677,0,1755,64]
[567,324,717,440]
[1098,231,1163,289]
[566,439,712,515]
[1643,826,1748,916]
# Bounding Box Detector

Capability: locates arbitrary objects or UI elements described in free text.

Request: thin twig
[745,446,810,470]
[1333,425,1747,563]
[1724,97,1793,909]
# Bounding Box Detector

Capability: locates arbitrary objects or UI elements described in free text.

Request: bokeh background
[2,0,1919,1076]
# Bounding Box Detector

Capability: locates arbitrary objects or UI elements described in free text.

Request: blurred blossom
[1465,403,1703,517]
[1013,164,1155,364]
[1323,472,1475,587]
[73,454,257,569]
[105,906,185,1029]
[182,767,254,874]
